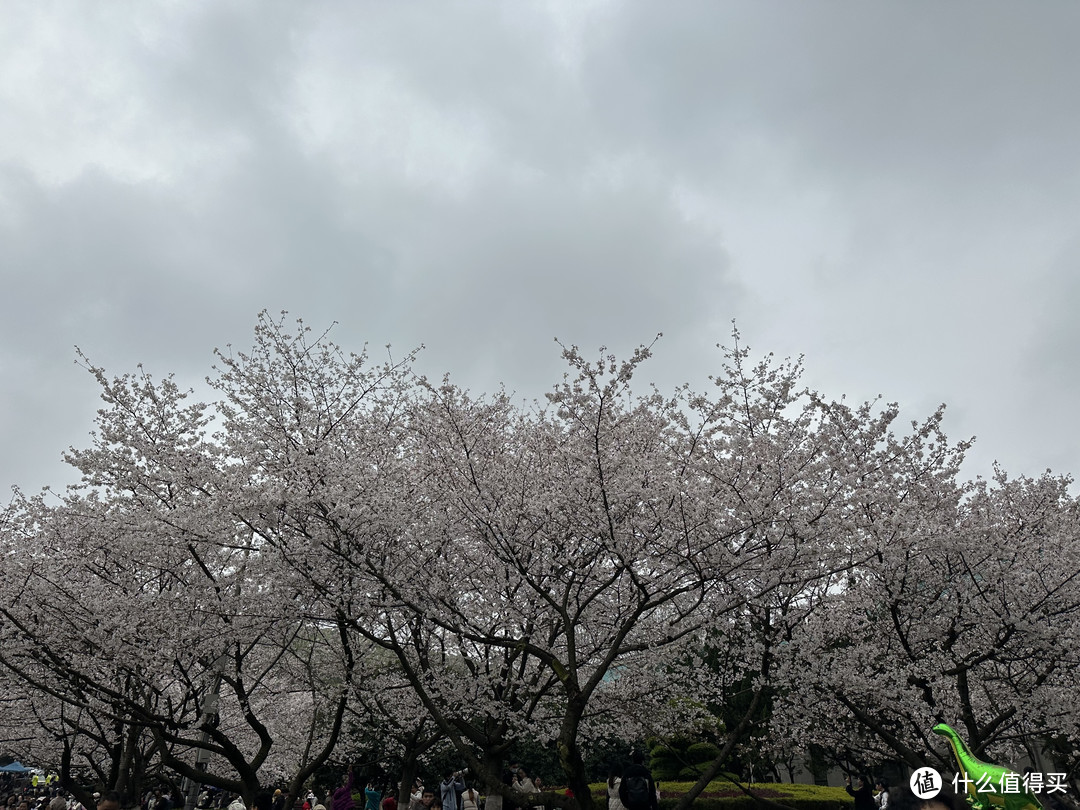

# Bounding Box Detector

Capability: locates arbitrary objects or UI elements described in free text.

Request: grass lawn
[583,781,851,808]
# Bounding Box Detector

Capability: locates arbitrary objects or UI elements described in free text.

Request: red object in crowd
[381,798,398,810]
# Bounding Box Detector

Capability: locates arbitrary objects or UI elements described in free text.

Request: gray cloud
[2,1,1078,494]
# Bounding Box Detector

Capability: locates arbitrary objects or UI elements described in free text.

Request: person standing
[607,766,627,810]
[875,780,889,810]
[512,771,539,810]
[618,752,658,810]
[333,769,358,810]
[438,774,464,810]
[410,789,434,810]
[846,775,876,810]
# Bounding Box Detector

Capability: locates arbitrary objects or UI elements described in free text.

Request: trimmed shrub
[586,781,850,810]
[657,799,848,810]
[685,744,722,761]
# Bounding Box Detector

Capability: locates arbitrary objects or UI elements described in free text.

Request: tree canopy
[2,313,1077,808]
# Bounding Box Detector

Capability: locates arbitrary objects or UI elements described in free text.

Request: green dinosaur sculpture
[931,723,1043,810]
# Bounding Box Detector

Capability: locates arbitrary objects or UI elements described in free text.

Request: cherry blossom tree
[0,348,361,804]
[655,345,984,809]
[0,667,162,808]
[772,463,1080,795]
[239,324,961,810]
[5,311,1076,810]
[204,319,546,804]
[142,317,988,808]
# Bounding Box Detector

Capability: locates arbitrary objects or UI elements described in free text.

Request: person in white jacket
[874,781,889,810]
[607,766,627,810]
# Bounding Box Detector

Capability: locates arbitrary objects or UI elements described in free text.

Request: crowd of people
[844,775,891,810]
[0,750,664,810]
[0,778,209,810]
[395,752,662,810]
[0,788,121,810]
[5,753,997,810]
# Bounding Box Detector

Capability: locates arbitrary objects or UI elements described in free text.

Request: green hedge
[656,799,848,810]
[584,781,851,810]
[685,744,723,760]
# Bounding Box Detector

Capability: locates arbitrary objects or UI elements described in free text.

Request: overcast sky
[2,1,1078,495]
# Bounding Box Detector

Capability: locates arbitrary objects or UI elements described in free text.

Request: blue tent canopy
[0,761,30,773]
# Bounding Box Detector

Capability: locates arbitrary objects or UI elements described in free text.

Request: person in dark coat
[618,752,658,810]
[846,775,876,810]
[333,769,358,810]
